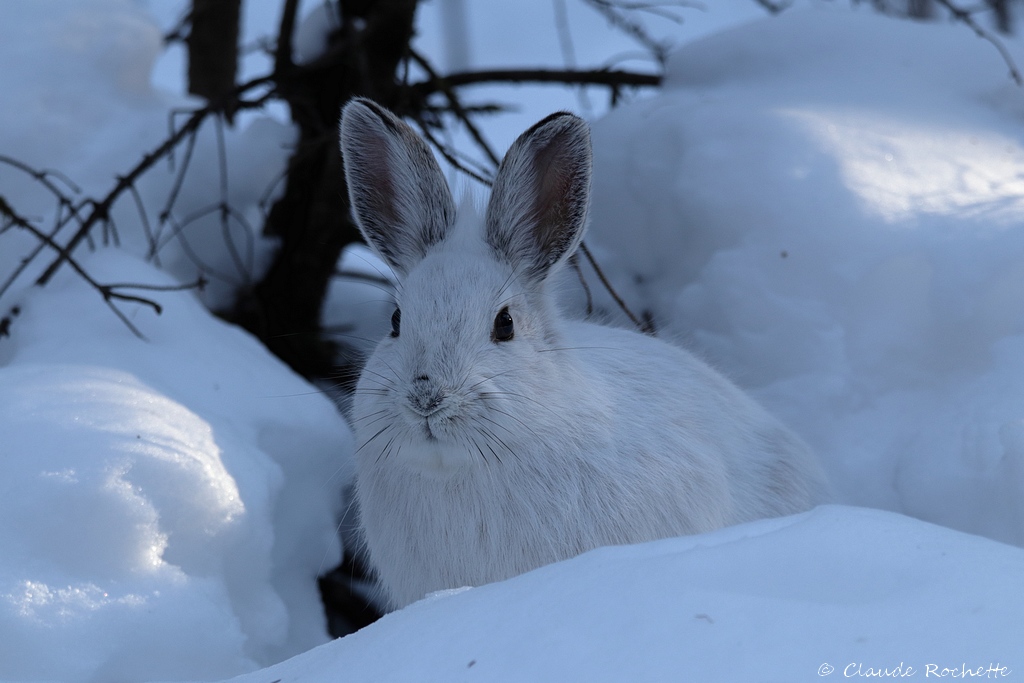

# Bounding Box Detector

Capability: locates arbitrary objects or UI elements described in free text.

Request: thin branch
[582,0,673,64]
[410,67,661,98]
[1,196,161,338]
[933,0,1023,85]
[602,1,700,23]
[409,50,501,167]
[157,124,200,231]
[35,75,274,287]
[554,0,594,114]
[570,254,595,317]
[0,155,82,200]
[751,0,792,14]
[412,118,496,185]
[578,241,652,333]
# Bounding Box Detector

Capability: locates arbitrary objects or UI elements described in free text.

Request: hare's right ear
[340,98,456,277]
[485,112,591,284]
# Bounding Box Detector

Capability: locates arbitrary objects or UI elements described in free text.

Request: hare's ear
[485,112,591,283]
[340,98,456,277]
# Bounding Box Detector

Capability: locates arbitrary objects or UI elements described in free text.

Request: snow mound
[221,505,1024,682]
[581,6,1024,546]
[0,250,354,682]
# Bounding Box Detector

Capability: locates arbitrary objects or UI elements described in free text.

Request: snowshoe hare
[340,98,829,608]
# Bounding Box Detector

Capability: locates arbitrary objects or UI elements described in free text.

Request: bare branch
[578,242,653,334]
[409,50,502,167]
[582,0,673,64]
[0,195,182,339]
[933,0,1023,85]
[410,67,661,96]
[34,75,274,287]
[751,0,792,14]
[412,119,496,185]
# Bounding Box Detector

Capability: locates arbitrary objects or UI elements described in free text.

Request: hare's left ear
[484,112,591,283]
[340,97,456,277]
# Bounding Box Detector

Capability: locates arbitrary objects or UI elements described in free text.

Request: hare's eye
[390,308,401,338]
[493,307,514,342]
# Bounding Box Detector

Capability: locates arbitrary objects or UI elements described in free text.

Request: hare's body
[341,99,828,608]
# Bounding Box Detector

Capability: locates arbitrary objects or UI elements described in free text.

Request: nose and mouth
[405,375,450,439]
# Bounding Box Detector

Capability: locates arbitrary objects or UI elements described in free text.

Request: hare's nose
[408,385,444,417]
[414,374,430,382]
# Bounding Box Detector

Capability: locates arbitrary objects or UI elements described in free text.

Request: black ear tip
[523,111,590,139]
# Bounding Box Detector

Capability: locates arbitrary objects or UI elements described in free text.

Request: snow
[1,1,1023,682]
[579,5,1024,547]
[223,505,1023,682]
[0,251,353,681]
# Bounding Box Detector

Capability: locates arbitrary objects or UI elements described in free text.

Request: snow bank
[581,5,1024,546]
[221,505,1024,683]
[0,251,354,681]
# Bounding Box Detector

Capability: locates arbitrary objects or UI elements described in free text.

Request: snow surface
[580,5,1024,547]
[0,251,353,681]
[2,1,1023,682]
[221,505,1023,683]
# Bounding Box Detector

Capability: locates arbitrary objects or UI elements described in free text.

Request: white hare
[340,98,828,609]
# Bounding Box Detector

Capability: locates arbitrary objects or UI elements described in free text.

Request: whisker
[478,424,517,462]
[358,367,398,388]
[378,433,399,465]
[465,367,520,393]
[351,410,392,428]
[470,435,492,465]
[374,358,404,385]
[480,390,562,421]
[351,390,388,399]
[356,424,392,454]
[477,409,540,444]
[494,267,518,303]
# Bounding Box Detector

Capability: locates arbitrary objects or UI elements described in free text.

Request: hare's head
[340,99,592,470]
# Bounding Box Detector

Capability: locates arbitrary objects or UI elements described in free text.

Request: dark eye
[390,308,401,338]
[493,307,514,342]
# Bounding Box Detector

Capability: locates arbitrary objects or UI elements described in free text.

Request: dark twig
[409,50,502,167]
[582,0,673,64]
[156,125,200,243]
[553,0,594,114]
[570,254,595,317]
[1,196,164,338]
[410,67,661,98]
[35,75,274,287]
[127,183,159,265]
[412,119,496,185]
[751,0,792,14]
[933,0,1023,85]
[578,241,651,333]
[0,155,82,202]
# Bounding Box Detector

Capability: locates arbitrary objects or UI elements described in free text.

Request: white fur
[340,98,830,609]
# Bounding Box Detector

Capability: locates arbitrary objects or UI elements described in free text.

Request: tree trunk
[229,0,419,379]
[187,0,241,105]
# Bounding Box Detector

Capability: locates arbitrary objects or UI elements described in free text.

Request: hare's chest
[358,461,589,605]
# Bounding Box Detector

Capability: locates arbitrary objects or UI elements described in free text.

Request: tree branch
[932,0,1023,86]
[409,50,501,167]
[0,196,186,339]
[34,76,274,287]
[410,67,661,98]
